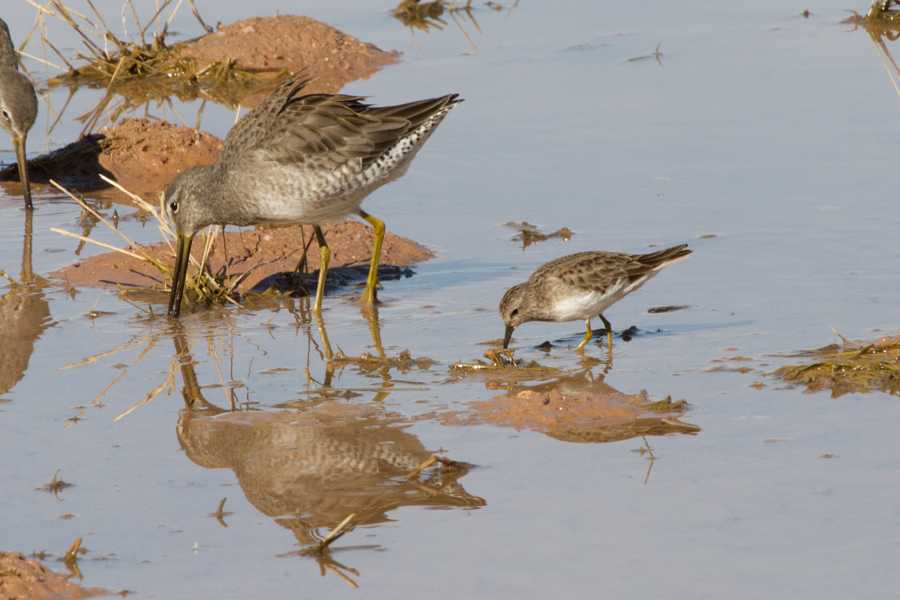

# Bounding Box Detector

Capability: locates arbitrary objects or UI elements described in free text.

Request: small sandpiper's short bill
[499,244,691,351]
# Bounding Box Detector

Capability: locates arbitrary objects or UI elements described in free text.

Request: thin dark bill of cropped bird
[499,244,692,351]
[164,72,461,316]
[0,18,37,210]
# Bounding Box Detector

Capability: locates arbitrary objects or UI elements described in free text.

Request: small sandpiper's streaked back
[499,245,692,351]
[164,72,461,316]
[0,18,37,210]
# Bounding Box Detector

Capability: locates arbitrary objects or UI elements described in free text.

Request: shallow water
[2,1,900,598]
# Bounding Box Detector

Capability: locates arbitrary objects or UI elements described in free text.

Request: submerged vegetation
[772,333,900,398]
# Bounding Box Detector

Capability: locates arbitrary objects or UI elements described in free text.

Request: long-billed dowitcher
[165,73,461,315]
[0,18,37,210]
[499,245,692,351]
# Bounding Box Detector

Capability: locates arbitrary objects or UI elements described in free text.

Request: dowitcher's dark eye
[169,201,179,214]
[510,308,519,317]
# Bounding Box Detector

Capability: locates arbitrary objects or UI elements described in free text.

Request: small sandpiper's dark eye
[0,110,10,122]
[169,201,179,214]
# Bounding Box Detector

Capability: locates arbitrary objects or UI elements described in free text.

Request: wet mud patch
[0,551,108,599]
[177,16,399,108]
[4,119,223,201]
[53,220,433,297]
[772,333,900,398]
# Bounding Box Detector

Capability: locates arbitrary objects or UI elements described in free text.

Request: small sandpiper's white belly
[549,274,658,322]
[550,288,618,322]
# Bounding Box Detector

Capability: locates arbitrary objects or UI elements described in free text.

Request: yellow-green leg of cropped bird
[359,209,384,305]
[313,225,330,314]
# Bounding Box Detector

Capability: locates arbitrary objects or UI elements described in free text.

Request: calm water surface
[1,1,899,598]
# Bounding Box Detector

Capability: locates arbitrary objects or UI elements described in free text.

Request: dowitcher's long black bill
[503,324,514,349]
[167,232,193,316]
[13,136,32,210]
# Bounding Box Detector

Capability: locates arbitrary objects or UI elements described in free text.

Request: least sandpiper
[499,245,691,351]
[165,72,461,315]
[0,18,37,209]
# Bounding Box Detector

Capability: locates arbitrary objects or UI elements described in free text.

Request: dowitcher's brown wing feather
[217,73,314,168]
[242,88,460,173]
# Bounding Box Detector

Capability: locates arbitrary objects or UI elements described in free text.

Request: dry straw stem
[50,179,167,270]
[59,338,143,370]
[114,354,177,421]
[302,513,357,557]
[406,454,437,480]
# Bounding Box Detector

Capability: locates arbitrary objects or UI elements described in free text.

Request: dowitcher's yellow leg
[359,209,384,305]
[576,320,593,352]
[313,226,330,314]
[599,314,613,347]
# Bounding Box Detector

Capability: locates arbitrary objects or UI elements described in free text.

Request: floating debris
[330,349,437,373]
[626,41,664,66]
[37,469,73,499]
[450,348,542,371]
[504,221,573,249]
[647,305,693,314]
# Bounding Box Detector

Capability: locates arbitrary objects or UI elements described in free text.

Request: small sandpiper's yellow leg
[576,320,593,352]
[599,314,613,347]
[313,225,330,314]
[359,209,385,305]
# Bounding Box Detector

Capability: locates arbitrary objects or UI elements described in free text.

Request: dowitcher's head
[165,165,219,237]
